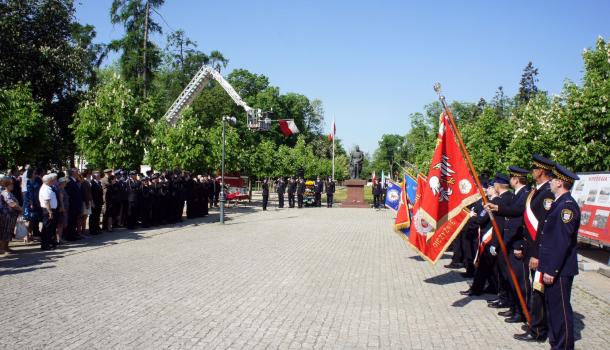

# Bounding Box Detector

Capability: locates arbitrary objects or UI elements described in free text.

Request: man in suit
[287,177,296,208]
[537,164,580,350]
[89,171,104,235]
[314,176,323,207]
[325,176,336,208]
[509,154,556,343]
[297,178,305,208]
[262,178,269,211]
[64,168,83,241]
[125,171,141,229]
[485,167,531,323]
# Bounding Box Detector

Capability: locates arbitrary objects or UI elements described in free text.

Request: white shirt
[39,184,58,209]
[21,173,27,192]
[536,179,550,190]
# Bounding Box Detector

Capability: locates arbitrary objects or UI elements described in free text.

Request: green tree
[72,75,155,169]
[371,134,405,175]
[518,61,539,104]
[0,85,55,168]
[554,37,610,171]
[110,0,165,98]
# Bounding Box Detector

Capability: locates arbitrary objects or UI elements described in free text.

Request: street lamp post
[220,116,236,224]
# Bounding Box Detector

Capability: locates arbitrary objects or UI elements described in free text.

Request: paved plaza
[1,206,609,349]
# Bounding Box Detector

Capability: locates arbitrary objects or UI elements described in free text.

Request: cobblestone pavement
[1,207,609,349]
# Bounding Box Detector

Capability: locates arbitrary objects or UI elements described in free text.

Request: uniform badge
[543,198,553,211]
[561,209,573,223]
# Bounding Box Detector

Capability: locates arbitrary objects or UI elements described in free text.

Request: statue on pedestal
[349,145,364,179]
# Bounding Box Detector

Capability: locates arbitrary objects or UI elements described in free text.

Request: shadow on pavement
[574,312,585,340]
[424,270,464,285]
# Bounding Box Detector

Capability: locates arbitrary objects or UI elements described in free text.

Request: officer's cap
[552,164,579,184]
[103,168,113,173]
[151,174,159,179]
[531,154,554,171]
[508,166,529,177]
[493,173,510,185]
[129,170,137,176]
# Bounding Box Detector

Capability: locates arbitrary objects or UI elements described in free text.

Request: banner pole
[433,83,531,325]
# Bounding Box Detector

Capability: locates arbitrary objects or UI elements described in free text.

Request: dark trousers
[326,194,333,207]
[529,269,548,338]
[90,205,102,233]
[126,201,138,229]
[509,253,530,317]
[278,194,284,208]
[297,194,303,208]
[496,252,513,306]
[373,194,381,208]
[288,194,295,208]
[545,276,574,350]
[65,210,78,239]
[471,250,497,294]
[314,193,321,207]
[41,209,57,249]
[262,194,268,211]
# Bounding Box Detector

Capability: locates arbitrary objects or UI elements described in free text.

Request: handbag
[14,216,28,240]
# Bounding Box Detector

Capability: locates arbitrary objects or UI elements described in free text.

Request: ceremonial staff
[433,83,531,325]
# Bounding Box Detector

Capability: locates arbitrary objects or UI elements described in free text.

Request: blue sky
[76,0,610,154]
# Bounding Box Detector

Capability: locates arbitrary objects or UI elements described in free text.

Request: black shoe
[520,324,529,332]
[487,298,499,305]
[488,301,510,309]
[498,310,514,317]
[513,332,547,342]
[505,314,524,323]
[444,262,464,269]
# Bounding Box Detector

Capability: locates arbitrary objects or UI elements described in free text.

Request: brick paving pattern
[1,207,608,349]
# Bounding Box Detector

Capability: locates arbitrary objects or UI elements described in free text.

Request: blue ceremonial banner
[384,181,401,211]
[405,173,417,205]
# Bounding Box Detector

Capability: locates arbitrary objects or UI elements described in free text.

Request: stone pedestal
[341,179,369,208]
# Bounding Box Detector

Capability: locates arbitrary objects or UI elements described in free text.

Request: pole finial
[433,82,442,94]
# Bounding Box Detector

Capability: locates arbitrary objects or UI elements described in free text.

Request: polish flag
[278,119,299,137]
[372,171,376,185]
[328,120,336,141]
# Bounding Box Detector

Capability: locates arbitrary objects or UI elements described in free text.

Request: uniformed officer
[287,177,296,208]
[314,176,323,207]
[262,178,269,211]
[276,177,286,208]
[514,154,555,342]
[296,178,305,208]
[486,167,531,323]
[125,170,141,229]
[325,176,335,208]
[538,164,580,350]
[140,176,152,227]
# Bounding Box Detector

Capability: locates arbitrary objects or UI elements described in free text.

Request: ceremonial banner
[405,173,417,205]
[394,180,411,232]
[408,113,480,263]
[385,181,401,211]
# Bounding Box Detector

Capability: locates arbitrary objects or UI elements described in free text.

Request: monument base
[341,179,369,208]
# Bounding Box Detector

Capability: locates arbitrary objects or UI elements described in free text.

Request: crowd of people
[0,166,226,254]
[261,175,336,210]
[446,154,580,350]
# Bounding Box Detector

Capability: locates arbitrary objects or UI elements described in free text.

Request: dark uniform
[276,178,286,208]
[314,177,323,207]
[493,167,530,323]
[538,165,580,350]
[297,179,305,208]
[262,179,269,211]
[325,178,335,208]
[372,182,382,208]
[126,171,141,229]
[90,175,104,234]
[287,178,296,208]
[140,178,152,227]
[515,154,556,342]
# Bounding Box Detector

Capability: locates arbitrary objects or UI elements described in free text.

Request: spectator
[23,168,43,244]
[89,171,104,235]
[55,177,69,245]
[39,174,58,251]
[78,171,92,237]
[65,168,83,241]
[104,175,119,232]
[1,175,23,255]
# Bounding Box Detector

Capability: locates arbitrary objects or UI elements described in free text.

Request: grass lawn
[325,186,374,205]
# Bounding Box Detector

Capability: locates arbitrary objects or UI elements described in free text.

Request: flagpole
[433,83,531,325]
[332,118,335,181]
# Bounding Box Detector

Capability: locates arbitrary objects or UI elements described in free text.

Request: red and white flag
[372,171,376,185]
[409,112,480,263]
[278,119,299,137]
[328,120,336,141]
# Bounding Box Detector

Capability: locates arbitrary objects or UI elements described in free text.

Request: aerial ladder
[163,65,272,130]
